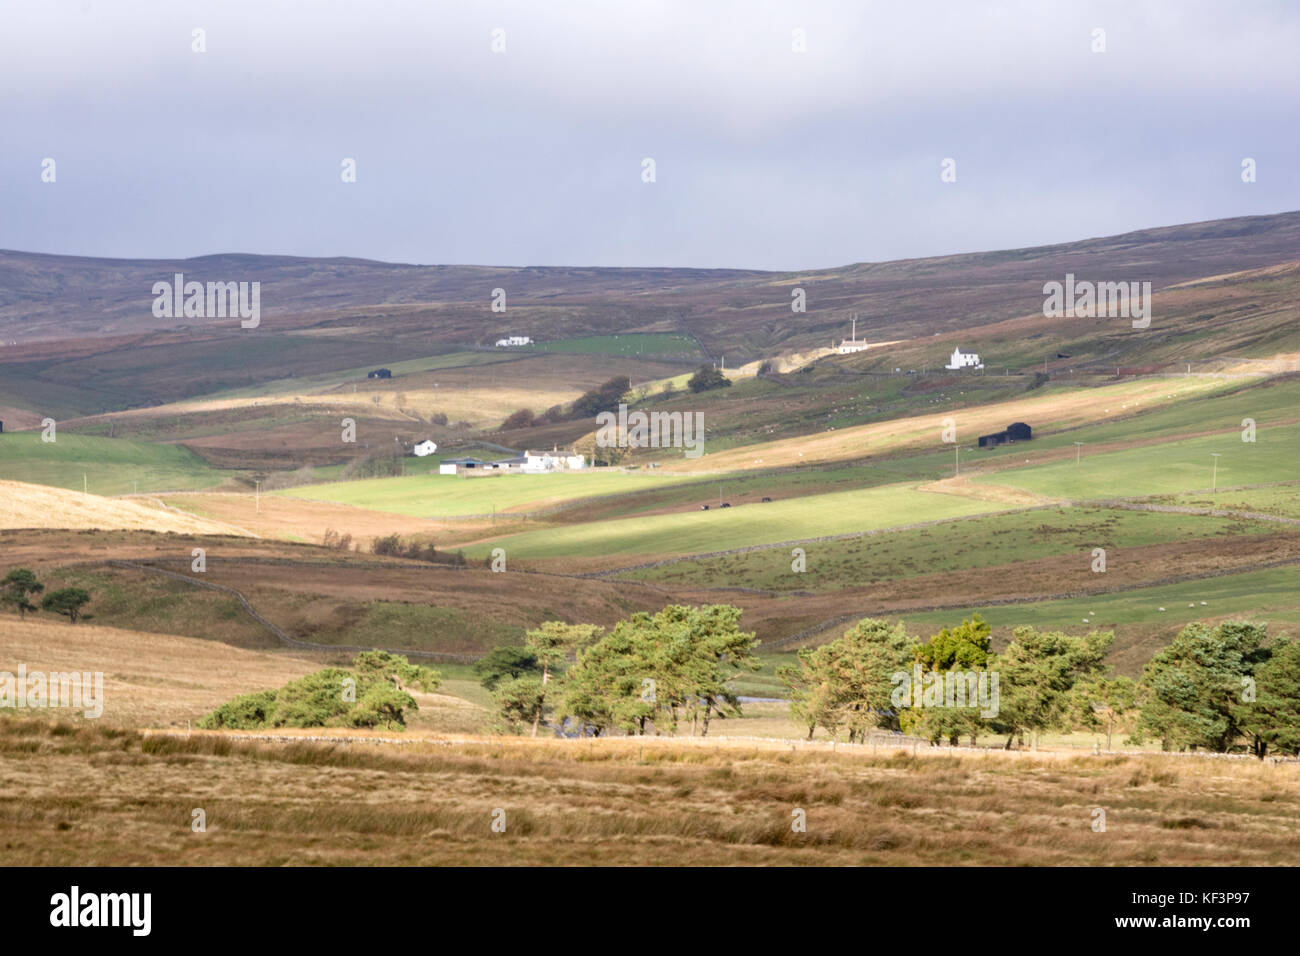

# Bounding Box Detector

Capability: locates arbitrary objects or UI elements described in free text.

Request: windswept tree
[201,651,436,731]
[40,587,91,625]
[555,622,651,736]
[1,569,44,619]
[994,626,1113,750]
[904,615,993,746]
[556,605,757,737]
[1075,675,1139,751]
[780,618,913,742]
[1133,621,1269,752]
[352,650,442,693]
[1239,636,1300,758]
[522,621,602,736]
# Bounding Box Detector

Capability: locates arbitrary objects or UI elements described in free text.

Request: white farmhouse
[516,449,586,473]
[945,347,983,370]
[412,440,438,457]
[837,316,869,354]
[494,335,534,347]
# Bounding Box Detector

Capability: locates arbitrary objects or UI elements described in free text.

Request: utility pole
[1073,441,1084,466]
[1211,453,1221,491]
[954,444,960,477]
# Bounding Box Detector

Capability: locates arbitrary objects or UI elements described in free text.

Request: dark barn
[979,422,1032,448]
[368,368,392,379]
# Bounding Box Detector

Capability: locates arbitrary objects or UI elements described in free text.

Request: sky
[2,0,1298,270]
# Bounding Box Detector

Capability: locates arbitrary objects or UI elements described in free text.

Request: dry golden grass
[0,617,487,732]
[2,721,1298,865]
[0,480,253,535]
[157,492,463,545]
[0,617,321,728]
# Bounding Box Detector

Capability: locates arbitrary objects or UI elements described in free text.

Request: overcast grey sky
[2,0,1297,270]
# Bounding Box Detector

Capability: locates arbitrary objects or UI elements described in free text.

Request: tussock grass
[4,718,1299,865]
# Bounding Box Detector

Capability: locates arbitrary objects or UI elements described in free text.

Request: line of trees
[2,568,92,624]
[780,614,1300,758]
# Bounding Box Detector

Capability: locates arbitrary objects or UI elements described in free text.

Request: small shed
[368,368,392,379]
[979,422,1033,448]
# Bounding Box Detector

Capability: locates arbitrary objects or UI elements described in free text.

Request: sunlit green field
[620,506,1280,590]
[468,482,1010,561]
[0,432,228,494]
[898,565,1300,644]
[976,424,1300,499]
[274,469,701,517]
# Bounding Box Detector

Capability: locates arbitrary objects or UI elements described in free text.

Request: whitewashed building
[837,316,869,354]
[412,440,438,457]
[945,348,983,370]
[494,335,534,347]
[512,449,586,472]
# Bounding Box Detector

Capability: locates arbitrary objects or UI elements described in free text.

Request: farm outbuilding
[979,422,1033,448]
[439,456,487,475]
[368,368,392,379]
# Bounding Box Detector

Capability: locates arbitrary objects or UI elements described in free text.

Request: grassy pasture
[0,432,228,494]
[896,565,1300,674]
[976,423,1300,500]
[620,506,1278,591]
[466,482,1010,562]
[275,470,700,518]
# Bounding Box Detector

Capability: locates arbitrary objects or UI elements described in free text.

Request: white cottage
[837,316,869,354]
[494,335,534,347]
[412,440,438,457]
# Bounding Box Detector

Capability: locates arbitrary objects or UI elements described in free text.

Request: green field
[275,469,701,518]
[533,334,704,360]
[620,506,1280,590]
[894,564,1300,672]
[469,482,1010,561]
[0,433,230,494]
[976,423,1300,500]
